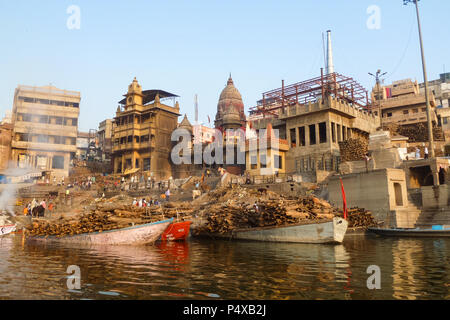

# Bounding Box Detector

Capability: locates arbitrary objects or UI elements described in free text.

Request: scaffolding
[249,69,373,118]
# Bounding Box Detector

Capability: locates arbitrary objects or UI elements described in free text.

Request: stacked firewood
[337,207,377,228]
[338,138,368,162]
[195,196,339,235]
[384,123,444,142]
[26,212,122,238]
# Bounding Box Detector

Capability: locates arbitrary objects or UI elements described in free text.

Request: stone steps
[415,207,450,227]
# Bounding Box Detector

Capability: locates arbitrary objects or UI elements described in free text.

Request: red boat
[160,221,192,241]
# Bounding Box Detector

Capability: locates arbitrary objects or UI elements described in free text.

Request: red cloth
[340,178,347,220]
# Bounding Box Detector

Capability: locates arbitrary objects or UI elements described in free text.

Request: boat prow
[0,224,16,236]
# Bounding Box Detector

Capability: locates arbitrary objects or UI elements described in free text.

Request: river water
[0,234,448,300]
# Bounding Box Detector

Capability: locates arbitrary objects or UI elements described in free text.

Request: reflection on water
[0,235,448,299]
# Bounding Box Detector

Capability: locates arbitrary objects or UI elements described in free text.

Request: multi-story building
[249,72,380,182]
[98,119,113,161]
[10,85,80,178]
[0,122,12,171]
[420,72,450,109]
[112,78,180,179]
[371,79,437,127]
[419,73,450,133]
[76,131,90,160]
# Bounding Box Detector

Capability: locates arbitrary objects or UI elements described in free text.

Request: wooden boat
[368,225,450,238]
[160,221,192,241]
[27,219,173,245]
[0,224,16,236]
[202,217,348,244]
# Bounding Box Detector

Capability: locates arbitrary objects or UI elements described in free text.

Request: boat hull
[161,221,192,241]
[207,217,348,244]
[0,224,16,236]
[368,227,450,238]
[27,219,173,245]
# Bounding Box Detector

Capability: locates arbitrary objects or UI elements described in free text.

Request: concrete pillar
[305,123,310,146]
[315,123,319,144]
[295,127,299,148]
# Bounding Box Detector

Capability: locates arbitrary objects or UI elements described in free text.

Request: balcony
[112,140,156,153]
[12,141,77,152]
[14,122,77,137]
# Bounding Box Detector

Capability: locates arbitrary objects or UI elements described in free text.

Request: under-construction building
[247,31,380,181]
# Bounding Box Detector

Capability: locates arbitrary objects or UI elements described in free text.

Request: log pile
[339,138,369,162]
[26,212,122,238]
[383,123,444,143]
[337,207,377,228]
[195,193,340,235]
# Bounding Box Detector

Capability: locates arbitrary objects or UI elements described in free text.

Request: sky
[0,0,449,132]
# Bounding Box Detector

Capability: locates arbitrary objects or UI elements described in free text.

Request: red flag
[340,177,348,220]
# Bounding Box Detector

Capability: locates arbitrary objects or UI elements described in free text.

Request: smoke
[0,162,34,217]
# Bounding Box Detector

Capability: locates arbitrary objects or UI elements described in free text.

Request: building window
[52,156,64,169]
[387,112,392,117]
[143,158,151,171]
[290,128,296,148]
[337,124,341,141]
[274,155,282,169]
[260,154,267,168]
[127,136,132,143]
[319,122,327,144]
[412,109,418,113]
[135,159,139,168]
[309,125,316,145]
[250,155,257,170]
[125,159,132,169]
[403,110,409,115]
[299,126,306,146]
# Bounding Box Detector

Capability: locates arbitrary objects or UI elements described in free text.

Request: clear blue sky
[0,0,448,132]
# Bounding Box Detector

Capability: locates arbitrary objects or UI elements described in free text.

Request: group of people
[23,198,53,217]
[132,198,160,207]
[73,176,96,190]
[415,146,429,159]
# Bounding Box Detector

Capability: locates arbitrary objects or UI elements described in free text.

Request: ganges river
[0,234,448,300]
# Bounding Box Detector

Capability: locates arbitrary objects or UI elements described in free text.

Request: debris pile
[339,138,368,162]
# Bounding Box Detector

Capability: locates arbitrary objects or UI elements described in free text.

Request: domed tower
[125,77,143,110]
[215,75,246,130]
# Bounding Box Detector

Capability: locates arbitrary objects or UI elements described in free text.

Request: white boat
[202,217,348,244]
[27,219,173,245]
[0,216,16,236]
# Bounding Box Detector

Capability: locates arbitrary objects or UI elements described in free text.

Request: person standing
[165,188,170,202]
[415,147,421,159]
[424,146,429,159]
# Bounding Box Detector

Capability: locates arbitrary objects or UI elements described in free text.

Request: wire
[385,9,416,80]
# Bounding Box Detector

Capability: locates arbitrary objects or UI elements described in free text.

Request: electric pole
[369,69,387,122]
[404,0,435,160]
